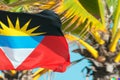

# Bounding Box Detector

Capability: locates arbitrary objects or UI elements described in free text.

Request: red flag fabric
[0,10,70,72]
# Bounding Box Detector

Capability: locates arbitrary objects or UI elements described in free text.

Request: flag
[0,10,70,72]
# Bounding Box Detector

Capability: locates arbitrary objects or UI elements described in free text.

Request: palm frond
[111,0,120,40]
[106,0,118,14]
[98,0,106,27]
[54,0,106,39]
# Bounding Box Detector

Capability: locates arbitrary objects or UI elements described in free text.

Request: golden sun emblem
[0,16,45,36]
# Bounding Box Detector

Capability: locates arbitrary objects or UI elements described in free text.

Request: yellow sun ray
[7,16,14,29]
[15,17,20,30]
[26,25,46,35]
[26,26,40,34]
[0,21,9,30]
[0,16,44,36]
[30,33,46,36]
[21,19,31,31]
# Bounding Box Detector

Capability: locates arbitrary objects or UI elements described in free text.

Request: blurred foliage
[0,0,120,80]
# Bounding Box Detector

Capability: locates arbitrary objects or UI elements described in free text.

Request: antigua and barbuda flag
[0,10,70,72]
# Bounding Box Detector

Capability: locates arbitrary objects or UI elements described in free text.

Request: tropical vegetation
[0,0,120,80]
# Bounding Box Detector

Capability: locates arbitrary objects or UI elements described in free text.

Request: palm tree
[0,0,120,80]
[55,0,120,80]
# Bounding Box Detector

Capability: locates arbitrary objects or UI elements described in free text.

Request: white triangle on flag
[0,47,34,68]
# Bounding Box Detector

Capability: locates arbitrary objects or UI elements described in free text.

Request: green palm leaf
[98,0,106,27]
[111,0,120,39]
[2,0,18,4]
[54,0,106,39]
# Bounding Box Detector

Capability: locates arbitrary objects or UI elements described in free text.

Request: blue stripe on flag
[0,35,44,48]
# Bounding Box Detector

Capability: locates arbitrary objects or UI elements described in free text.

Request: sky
[39,42,93,80]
